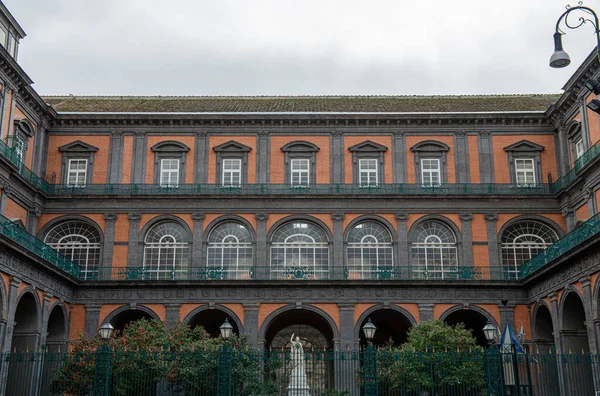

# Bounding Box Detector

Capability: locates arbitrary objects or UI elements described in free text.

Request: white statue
[288,333,310,396]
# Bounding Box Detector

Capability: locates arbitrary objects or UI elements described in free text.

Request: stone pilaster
[108,131,124,183]
[460,213,473,267]
[478,131,494,183]
[392,131,406,183]
[331,131,344,184]
[339,304,355,349]
[26,206,42,235]
[395,213,409,266]
[332,213,345,279]
[102,213,117,272]
[419,303,435,322]
[580,277,598,353]
[84,304,101,339]
[244,303,260,347]
[192,213,205,268]
[127,213,141,266]
[454,131,470,183]
[131,131,146,183]
[165,303,181,329]
[484,213,499,267]
[38,292,53,348]
[194,131,208,184]
[257,131,270,184]
[255,214,269,279]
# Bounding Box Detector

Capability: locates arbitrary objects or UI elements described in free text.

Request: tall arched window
[207,222,253,279]
[44,220,101,280]
[270,221,329,280]
[143,221,189,280]
[501,220,558,279]
[347,221,393,279]
[410,220,457,279]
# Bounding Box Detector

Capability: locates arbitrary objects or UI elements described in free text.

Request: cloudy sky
[5,0,599,96]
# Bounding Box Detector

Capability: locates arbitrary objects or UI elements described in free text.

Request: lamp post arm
[555,3,600,61]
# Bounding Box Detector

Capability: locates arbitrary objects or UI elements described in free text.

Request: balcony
[0,214,80,278]
[519,212,600,278]
[83,265,516,281]
[552,139,600,192]
[0,139,50,192]
[47,183,552,196]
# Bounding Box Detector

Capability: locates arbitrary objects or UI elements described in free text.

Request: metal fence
[1,347,599,395]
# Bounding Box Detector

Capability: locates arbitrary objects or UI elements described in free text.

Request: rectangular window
[222,159,242,186]
[67,159,88,186]
[7,35,15,57]
[291,159,310,186]
[12,135,25,164]
[160,158,179,187]
[575,139,584,159]
[515,158,536,185]
[0,27,6,48]
[359,159,378,186]
[421,158,441,186]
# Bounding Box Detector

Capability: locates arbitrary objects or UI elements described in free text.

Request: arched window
[44,220,101,280]
[347,221,393,279]
[143,221,189,280]
[207,222,253,279]
[410,220,457,279]
[501,220,558,279]
[270,221,329,280]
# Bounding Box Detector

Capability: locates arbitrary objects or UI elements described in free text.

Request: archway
[357,308,414,347]
[561,292,594,395]
[186,308,241,338]
[442,308,491,346]
[6,292,40,396]
[262,308,337,395]
[41,305,68,396]
[107,308,157,335]
[533,304,555,352]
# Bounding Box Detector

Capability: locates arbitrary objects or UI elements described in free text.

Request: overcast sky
[5,0,600,96]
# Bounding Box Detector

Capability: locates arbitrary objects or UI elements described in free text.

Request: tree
[50,318,260,395]
[376,320,486,395]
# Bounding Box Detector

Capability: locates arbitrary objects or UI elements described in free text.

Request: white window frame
[575,139,585,159]
[222,158,242,187]
[515,158,536,186]
[67,159,88,187]
[421,158,441,186]
[160,158,180,187]
[290,158,310,187]
[359,159,378,187]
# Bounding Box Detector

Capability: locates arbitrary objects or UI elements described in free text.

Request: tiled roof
[43,94,561,113]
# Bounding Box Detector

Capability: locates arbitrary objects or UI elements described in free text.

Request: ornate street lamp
[483,321,500,346]
[219,318,234,339]
[93,322,114,396]
[362,318,377,343]
[550,3,600,68]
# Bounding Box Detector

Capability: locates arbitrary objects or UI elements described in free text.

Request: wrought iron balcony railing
[519,212,600,278]
[0,214,80,278]
[83,265,516,281]
[47,183,552,196]
[0,139,50,192]
[552,139,600,192]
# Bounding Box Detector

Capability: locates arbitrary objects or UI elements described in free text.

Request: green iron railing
[84,265,516,281]
[552,139,600,192]
[0,139,50,193]
[48,182,552,196]
[519,212,600,278]
[0,214,80,278]
[2,348,598,395]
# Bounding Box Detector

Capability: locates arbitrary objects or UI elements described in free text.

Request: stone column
[338,304,355,349]
[454,131,470,183]
[257,131,270,184]
[127,213,141,266]
[38,293,53,348]
[244,303,260,347]
[102,214,117,276]
[84,304,101,339]
[562,207,576,232]
[194,131,208,184]
[255,214,268,280]
[131,131,146,183]
[331,213,345,279]
[484,213,499,268]
[460,213,473,268]
[395,213,409,275]
[26,207,41,235]
[419,303,435,322]
[392,131,406,183]
[478,131,495,183]
[331,131,344,184]
[108,131,124,183]
[580,277,598,353]
[191,213,205,275]
[165,303,181,329]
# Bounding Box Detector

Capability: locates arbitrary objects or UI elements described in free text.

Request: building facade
[0,1,600,392]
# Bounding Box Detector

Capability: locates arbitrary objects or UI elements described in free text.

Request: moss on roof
[42,94,560,113]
